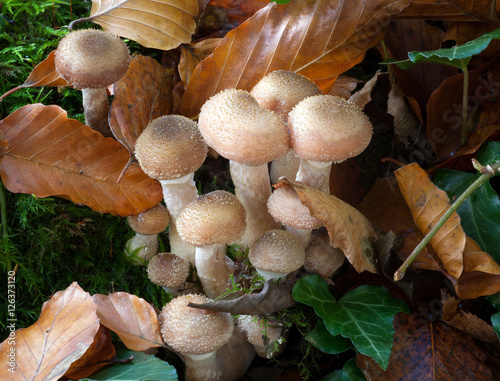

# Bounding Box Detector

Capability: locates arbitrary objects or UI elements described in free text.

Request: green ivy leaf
[433,142,500,261]
[307,319,352,354]
[385,27,500,70]
[322,358,365,381]
[293,275,409,370]
[81,344,178,381]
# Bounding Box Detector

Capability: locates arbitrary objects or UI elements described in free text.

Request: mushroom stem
[295,159,333,193]
[195,244,235,299]
[270,149,301,185]
[284,226,312,250]
[230,161,280,247]
[82,88,112,137]
[183,351,221,381]
[125,233,158,264]
[160,173,198,264]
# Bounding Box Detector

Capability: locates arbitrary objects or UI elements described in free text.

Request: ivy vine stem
[394,159,500,281]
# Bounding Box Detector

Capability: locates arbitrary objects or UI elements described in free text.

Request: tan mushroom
[147,252,190,295]
[54,29,130,136]
[236,315,286,359]
[134,115,208,264]
[287,95,373,193]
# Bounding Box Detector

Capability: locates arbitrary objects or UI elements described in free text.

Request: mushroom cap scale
[198,89,290,165]
[134,115,208,181]
[287,95,373,163]
[126,203,170,235]
[250,70,321,120]
[249,229,305,274]
[176,190,246,246]
[147,253,189,288]
[159,294,234,355]
[55,29,130,89]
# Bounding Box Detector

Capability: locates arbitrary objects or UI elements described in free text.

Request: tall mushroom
[54,29,130,137]
[134,115,208,264]
[176,190,246,298]
[251,70,321,183]
[159,294,234,381]
[198,89,289,247]
[287,95,373,193]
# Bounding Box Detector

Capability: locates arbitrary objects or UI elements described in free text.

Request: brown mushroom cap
[267,187,322,230]
[237,315,285,358]
[159,294,234,355]
[249,229,305,274]
[147,252,189,288]
[177,190,246,246]
[134,115,208,180]
[126,204,170,235]
[250,70,321,120]
[55,29,130,89]
[287,95,373,163]
[198,89,290,165]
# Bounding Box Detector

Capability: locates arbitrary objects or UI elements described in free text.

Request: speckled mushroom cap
[236,315,284,358]
[159,293,234,355]
[287,95,373,163]
[54,29,130,89]
[198,89,290,165]
[267,187,322,230]
[126,204,170,235]
[176,190,246,246]
[147,253,189,288]
[134,115,208,181]
[250,71,321,120]
[249,229,305,273]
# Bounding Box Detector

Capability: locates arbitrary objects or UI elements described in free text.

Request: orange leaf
[64,325,116,380]
[176,0,410,117]
[394,163,465,280]
[22,50,69,88]
[85,0,199,50]
[109,55,175,154]
[0,104,162,216]
[93,292,165,352]
[278,178,379,274]
[179,38,223,89]
[0,282,99,381]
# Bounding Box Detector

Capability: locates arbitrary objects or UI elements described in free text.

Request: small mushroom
[304,229,345,279]
[287,95,373,193]
[249,229,305,283]
[147,252,190,295]
[134,115,208,264]
[125,203,170,264]
[159,294,234,381]
[54,29,130,136]
[176,190,246,298]
[198,89,289,247]
[236,315,286,359]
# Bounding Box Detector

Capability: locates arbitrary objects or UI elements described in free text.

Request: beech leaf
[394,163,465,280]
[0,104,163,217]
[357,313,494,380]
[177,0,410,117]
[179,38,223,89]
[0,282,99,381]
[22,50,69,88]
[82,0,199,50]
[188,279,295,315]
[109,55,175,154]
[278,178,379,274]
[93,292,165,352]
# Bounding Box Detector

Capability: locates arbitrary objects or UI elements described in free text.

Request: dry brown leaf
[387,85,422,149]
[93,292,165,351]
[349,70,383,109]
[177,0,410,117]
[188,278,295,315]
[0,104,162,217]
[357,312,493,380]
[394,163,465,280]
[64,325,116,380]
[83,0,199,50]
[0,282,99,381]
[396,0,500,22]
[328,75,359,99]
[109,55,175,154]
[23,50,69,88]
[441,292,499,343]
[278,178,379,274]
[179,38,223,88]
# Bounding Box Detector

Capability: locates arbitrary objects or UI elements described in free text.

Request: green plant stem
[380,40,394,85]
[394,160,500,281]
[460,63,469,145]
